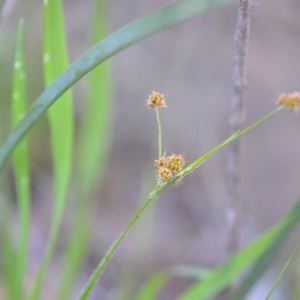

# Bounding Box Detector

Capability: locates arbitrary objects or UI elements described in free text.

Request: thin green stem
[155,108,162,157]
[77,184,165,300]
[265,238,300,300]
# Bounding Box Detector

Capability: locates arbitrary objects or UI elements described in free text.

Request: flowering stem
[155,108,162,158]
[77,184,165,300]
[76,106,282,300]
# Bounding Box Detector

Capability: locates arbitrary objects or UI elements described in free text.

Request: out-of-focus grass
[11,19,30,300]
[57,1,112,298]
[29,0,73,299]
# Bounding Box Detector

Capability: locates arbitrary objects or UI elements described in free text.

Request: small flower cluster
[277,92,300,112]
[155,154,185,185]
[147,91,167,110]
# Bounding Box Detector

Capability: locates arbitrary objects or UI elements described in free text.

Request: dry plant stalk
[226,0,252,253]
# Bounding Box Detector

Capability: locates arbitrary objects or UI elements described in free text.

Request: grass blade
[264,239,300,300]
[135,272,171,300]
[135,266,209,300]
[0,0,234,172]
[11,19,31,300]
[29,0,73,299]
[76,107,281,299]
[57,0,111,298]
[77,0,112,195]
[178,197,300,300]
[0,192,15,298]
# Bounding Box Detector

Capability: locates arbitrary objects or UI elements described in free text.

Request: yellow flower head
[147,91,167,110]
[167,154,185,174]
[277,92,300,112]
[155,154,185,185]
[157,167,173,184]
[155,157,168,168]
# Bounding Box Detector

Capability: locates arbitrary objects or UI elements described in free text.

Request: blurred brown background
[1,0,300,299]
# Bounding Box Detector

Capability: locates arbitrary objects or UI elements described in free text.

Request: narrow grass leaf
[135,272,171,300]
[11,19,30,300]
[29,0,73,299]
[264,238,300,300]
[57,1,111,298]
[0,0,235,172]
[135,266,209,300]
[0,194,15,298]
[232,217,300,298]
[76,108,281,299]
[178,197,300,300]
[77,0,112,194]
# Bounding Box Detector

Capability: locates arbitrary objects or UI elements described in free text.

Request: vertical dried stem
[226,0,252,253]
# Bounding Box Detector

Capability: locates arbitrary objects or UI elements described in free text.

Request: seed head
[277,92,300,112]
[155,157,168,168]
[157,167,173,184]
[147,91,167,110]
[167,154,185,174]
[155,154,185,185]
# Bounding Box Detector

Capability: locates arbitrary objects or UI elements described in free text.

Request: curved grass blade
[28,0,73,299]
[11,19,31,300]
[76,107,281,300]
[178,197,300,300]
[0,0,234,172]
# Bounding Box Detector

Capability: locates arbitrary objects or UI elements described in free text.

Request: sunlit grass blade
[178,197,300,300]
[76,107,281,300]
[0,0,234,172]
[10,19,31,300]
[57,1,111,298]
[29,0,73,299]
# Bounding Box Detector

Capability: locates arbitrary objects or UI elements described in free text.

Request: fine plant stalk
[155,108,162,157]
[11,19,31,300]
[77,106,282,300]
[0,0,234,173]
[264,239,300,300]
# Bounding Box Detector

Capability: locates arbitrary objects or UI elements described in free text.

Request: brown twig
[226,0,252,254]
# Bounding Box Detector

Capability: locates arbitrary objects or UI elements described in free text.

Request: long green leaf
[57,1,111,298]
[178,197,300,300]
[29,0,73,299]
[11,19,30,300]
[77,0,112,194]
[0,0,234,172]
[232,223,300,299]
[0,191,15,298]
